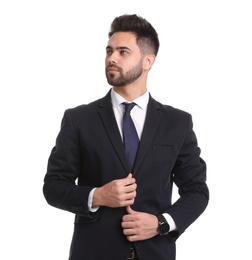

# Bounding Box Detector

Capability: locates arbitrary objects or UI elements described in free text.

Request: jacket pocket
[152,144,179,150]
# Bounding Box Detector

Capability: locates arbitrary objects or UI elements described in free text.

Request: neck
[113,85,147,101]
[113,77,148,101]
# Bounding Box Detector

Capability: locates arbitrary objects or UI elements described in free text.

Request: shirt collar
[111,88,149,110]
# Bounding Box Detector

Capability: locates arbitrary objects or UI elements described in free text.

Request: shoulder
[162,104,189,117]
[150,98,194,135]
[150,95,191,120]
[62,98,101,126]
[61,91,111,127]
[69,98,102,114]
[67,90,111,115]
[66,90,110,116]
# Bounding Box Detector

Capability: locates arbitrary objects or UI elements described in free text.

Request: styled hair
[108,14,160,56]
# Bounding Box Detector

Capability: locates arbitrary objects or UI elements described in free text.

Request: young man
[43,14,209,260]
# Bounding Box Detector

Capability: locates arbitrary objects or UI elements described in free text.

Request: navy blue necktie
[122,102,139,171]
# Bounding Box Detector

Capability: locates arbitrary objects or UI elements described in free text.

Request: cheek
[105,57,109,66]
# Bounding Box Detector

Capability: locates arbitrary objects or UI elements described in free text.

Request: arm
[166,113,209,237]
[43,110,137,217]
[43,110,96,218]
[121,114,209,241]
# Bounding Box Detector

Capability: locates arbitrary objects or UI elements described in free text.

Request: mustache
[106,64,122,72]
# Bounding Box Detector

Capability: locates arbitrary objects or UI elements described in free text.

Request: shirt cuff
[88,188,99,212]
[163,213,177,232]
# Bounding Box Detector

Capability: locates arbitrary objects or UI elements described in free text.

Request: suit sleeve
[166,114,209,238]
[43,110,99,220]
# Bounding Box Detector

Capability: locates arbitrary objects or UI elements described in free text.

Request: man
[43,14,209,260]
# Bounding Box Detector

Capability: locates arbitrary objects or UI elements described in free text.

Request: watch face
[157,215,170,235]
[160,222,169,234]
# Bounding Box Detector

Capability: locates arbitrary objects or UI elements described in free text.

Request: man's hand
[121,206,159,242]
[92,173,137,208]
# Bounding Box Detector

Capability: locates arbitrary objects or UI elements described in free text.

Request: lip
[106,65,121,73]
[107,68,119,73]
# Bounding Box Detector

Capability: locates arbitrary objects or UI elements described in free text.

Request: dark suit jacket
[43,90,209,260]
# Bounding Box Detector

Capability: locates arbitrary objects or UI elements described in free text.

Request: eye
[106,50,113,55]
[120,50,128,55]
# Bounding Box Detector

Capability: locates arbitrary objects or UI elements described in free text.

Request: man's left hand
[121,206,159,242]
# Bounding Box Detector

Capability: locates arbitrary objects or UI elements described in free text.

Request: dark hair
[108,14,160,56]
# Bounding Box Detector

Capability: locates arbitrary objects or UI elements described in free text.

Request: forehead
[107,32,139,50]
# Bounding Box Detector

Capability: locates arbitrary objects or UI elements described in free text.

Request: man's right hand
[92,173,137,208]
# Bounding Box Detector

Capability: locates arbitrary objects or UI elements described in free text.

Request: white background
[1,0,251,259]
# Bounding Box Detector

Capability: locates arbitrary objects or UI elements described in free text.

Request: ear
[143,54,156,71]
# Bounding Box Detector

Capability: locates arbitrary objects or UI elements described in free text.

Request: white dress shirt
[88,88,177,232]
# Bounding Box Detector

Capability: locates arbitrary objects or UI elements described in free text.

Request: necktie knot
[123,102,136,113]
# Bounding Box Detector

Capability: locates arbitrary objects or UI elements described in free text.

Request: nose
[106,51,118,65]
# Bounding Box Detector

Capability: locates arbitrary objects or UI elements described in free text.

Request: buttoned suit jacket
[43,90,209,260]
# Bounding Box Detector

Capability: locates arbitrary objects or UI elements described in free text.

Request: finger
[121,219,135,229]
[123,177,136,187]
[124,173,136,185]
[122,211,138,223]
[126,173,132,179]
[127,235,139,242]
[124,183,137,193]
[123,198,135,207]
[123,227,136,235]
[126,205,137,214]
[124,190,136,201]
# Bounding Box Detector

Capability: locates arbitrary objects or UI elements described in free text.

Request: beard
[106,58,143,87]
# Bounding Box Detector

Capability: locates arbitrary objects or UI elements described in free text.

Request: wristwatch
[156,214,170,236]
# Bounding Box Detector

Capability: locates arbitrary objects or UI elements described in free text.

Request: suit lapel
[133,96,163,174]
[97,91,163,175]
[98,90,130,173]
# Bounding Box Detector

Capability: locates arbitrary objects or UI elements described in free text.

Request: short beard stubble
[106,58,143,87]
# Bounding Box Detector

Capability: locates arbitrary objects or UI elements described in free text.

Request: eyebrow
[106,45,132,51]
